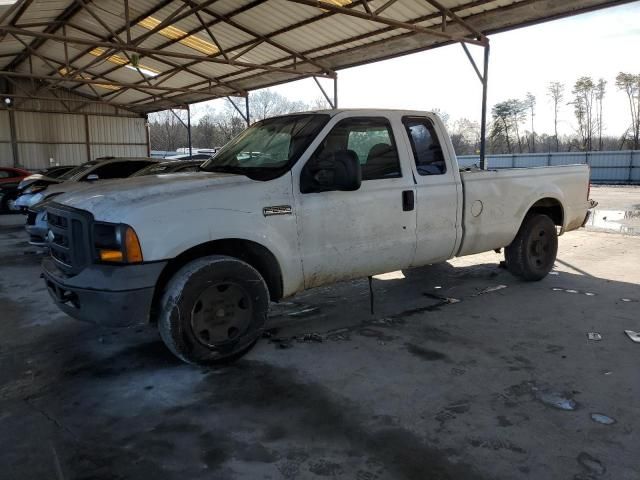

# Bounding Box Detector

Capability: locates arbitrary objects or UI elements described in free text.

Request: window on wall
[403,117,446,175]
[310,117,401,181]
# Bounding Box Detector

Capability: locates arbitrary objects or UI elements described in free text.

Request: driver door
[294,115,417,289]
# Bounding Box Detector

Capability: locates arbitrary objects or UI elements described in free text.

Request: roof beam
[4,1,85,71]
[423,0,486,40]
[286,0,486,46]
[93,0,269,98]
[0,70,229,96]
[179,0,334,74]
[0,26,329,77]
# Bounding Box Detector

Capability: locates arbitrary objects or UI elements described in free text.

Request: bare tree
[595,78,607,150]
[450,118,480,155]
[547,82,564,152]
[571,76,597,151]
[149,110,187,152]
[525,92,536,152]
[249,90,307,121]
[431,108,450,129]
[616,72,640,149]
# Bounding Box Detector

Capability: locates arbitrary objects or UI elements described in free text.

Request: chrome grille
[46,204,93,275]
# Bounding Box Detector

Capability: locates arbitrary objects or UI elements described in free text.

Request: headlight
[29,192,45,205]
[24,184,47,194]
[93,222,143,264]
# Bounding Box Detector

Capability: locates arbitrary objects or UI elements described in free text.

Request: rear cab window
[403,116,446,176]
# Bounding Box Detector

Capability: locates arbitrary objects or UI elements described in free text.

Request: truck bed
[457,164,590,257]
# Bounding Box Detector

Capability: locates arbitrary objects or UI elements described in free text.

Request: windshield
[201,114,330,180]
[57,162,98,181]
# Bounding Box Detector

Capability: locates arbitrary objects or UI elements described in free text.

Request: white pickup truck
[42,109,593,365]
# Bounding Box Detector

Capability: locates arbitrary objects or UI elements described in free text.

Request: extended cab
[41,110,593,365]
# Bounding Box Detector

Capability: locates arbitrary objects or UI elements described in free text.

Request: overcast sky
[199,2,640,137]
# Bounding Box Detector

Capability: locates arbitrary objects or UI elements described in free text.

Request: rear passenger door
[295,115,417,288]
[402,116,460,265]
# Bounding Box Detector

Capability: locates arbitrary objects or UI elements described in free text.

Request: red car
[0,167,31,186]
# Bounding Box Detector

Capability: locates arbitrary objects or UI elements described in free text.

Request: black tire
[505,214,558,281]
[158,255,269,365]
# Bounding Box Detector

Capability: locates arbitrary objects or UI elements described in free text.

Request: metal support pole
[84,114,91,161]
[8,108,19,167]
[187,105,192,157]
[313,76,335,109]
[245,94,250,127]
[334,74,338,109]
[144,114,151,157]
[479,43,490,170]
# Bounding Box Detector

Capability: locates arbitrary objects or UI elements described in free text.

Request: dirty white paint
[458,164,591,256]
[55,109,592,299]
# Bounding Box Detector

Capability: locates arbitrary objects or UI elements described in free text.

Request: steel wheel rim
[190,282,253,347]
[529,227,552,269]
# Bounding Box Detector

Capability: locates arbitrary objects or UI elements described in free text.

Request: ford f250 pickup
[41,110,593,365]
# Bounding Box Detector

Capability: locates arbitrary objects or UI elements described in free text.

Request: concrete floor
[1,188,639,480]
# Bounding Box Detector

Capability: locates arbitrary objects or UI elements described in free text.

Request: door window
[0,170,10,179]
[403,117,446,175]
[310,117,401,181]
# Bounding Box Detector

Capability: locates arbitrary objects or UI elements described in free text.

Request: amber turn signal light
[99,249,124,262]
[124,226,143,263]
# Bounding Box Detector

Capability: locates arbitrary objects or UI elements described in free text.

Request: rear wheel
[158,255,269,365]
[505,214,558,281]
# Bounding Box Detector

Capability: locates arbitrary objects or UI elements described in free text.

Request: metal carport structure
[1,0,634,169]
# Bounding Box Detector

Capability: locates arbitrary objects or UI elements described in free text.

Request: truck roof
[279,108,438,118]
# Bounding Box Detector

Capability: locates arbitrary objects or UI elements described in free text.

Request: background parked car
[15,157,157,211]
[0,167,31,186]
[26,159,201,246]
[17,165,76,191]
[0,167,32,212]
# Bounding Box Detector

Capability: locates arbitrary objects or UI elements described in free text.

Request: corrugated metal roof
[0,0,633,114]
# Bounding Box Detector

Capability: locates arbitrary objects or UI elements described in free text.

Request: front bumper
[42,257,167,327]
[25,211,47,246]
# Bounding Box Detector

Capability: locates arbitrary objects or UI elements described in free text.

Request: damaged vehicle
[41,110,594,365]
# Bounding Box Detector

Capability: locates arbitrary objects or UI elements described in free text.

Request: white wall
[1,81,148,169]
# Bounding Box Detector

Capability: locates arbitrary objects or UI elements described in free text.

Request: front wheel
[158,255,269,365]
[505,214,558,281]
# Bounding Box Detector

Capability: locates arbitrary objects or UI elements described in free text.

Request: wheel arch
[523,197,565,229]
[149,238,283,324]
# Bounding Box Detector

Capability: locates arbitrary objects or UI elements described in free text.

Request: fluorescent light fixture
[137,16,219,56]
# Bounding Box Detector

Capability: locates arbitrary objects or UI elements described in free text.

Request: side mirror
[301,150,362,194]
[86,173,99,181]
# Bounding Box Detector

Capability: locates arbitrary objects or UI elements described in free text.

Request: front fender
[135,207,304,298]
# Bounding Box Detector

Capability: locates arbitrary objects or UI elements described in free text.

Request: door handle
[402,190,414,212]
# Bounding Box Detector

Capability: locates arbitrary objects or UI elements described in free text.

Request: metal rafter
[423,0,486,40]
[58,0,214,84]
[56,19,245,97]
[4,1,85,71]
[286,0,486,46]
[145,0,494,104]
[0,26,331,77]
[80,0,266,99]
[179,0,334,73]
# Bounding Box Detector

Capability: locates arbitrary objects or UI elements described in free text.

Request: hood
[56,171,254,220]
[18,174,62,191]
